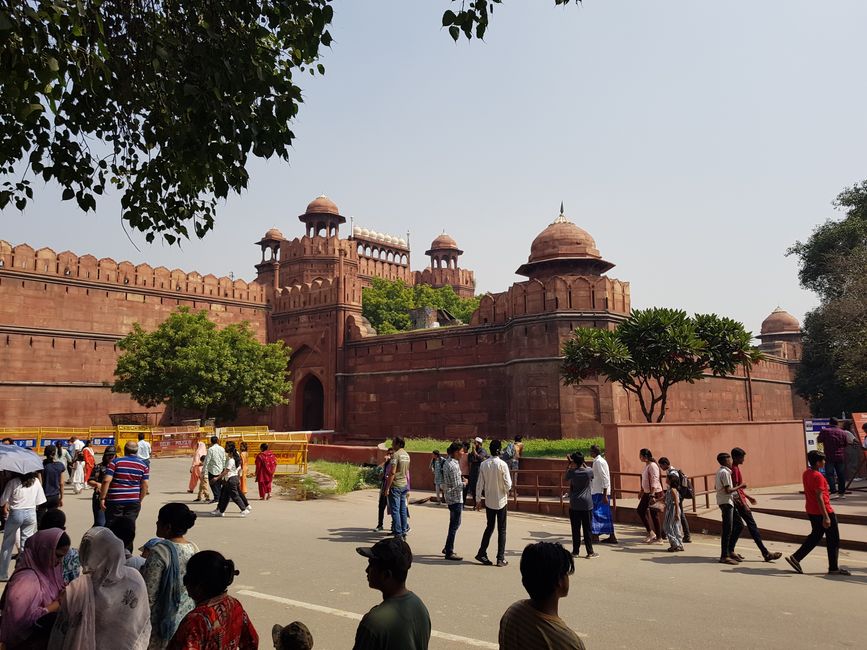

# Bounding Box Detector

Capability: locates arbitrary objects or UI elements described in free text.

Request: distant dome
[361,228,370,237]
[398,238,407,247]
[516,207,614,278]
[264,227,284,240]
[352,226,361,236]
[305,194,339,215]
[430,233,459,251]
[384,235,394,244]
[761,307,800,336]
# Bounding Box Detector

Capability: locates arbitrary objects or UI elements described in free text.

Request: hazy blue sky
[4,0,867,335]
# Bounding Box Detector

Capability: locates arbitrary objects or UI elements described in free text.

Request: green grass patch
[308,460,379,495]
[389,437,603,458]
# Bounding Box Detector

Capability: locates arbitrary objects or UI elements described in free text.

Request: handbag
[649,491,665,512]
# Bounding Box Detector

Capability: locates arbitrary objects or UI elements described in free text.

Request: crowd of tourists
[0,420,861,650]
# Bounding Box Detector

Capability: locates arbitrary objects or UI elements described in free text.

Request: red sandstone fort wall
[0,241,268,427]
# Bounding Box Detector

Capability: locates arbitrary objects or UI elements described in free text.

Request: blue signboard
[91,437,115,447]
[10,439,37,449]
[803,418,830,456]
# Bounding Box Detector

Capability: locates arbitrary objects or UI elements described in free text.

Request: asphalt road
[39,458,867,649]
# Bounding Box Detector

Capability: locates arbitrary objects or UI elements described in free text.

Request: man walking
[136,432,152,467]
[658,457,691,543]
[475,439,513,567]
[205,435,227,504]
[730,447,781,562]
[786,450,850,576]
[715,452,744,566]
[354,537,431,649]
[817,417,849,498]
[589,445,617,544]
[498,542,585,649]
[384,437,410,540]
[442,442,467,561]
[467,437,489,508]
[100,441,149,526]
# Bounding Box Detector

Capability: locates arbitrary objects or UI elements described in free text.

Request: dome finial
[553,201,568,224]
[560,201,564,215]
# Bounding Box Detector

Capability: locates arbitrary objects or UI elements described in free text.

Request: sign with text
[803,418,830,456]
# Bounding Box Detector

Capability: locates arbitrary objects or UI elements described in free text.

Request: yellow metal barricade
[240,439,308,476]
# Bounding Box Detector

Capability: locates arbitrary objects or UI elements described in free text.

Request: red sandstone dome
[429,233,459,251]
[516,208,614,278]
[305,195,340,215]
[760,307,800,336]
[264,227,284,240]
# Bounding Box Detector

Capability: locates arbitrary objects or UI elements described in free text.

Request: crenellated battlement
[279,235,352,261]
[272,277,341,313]
[471,274,630,325]
[0,241,265,304]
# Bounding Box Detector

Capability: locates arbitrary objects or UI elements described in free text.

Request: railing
[508,468,720,516]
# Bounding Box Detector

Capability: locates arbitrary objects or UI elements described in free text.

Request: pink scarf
[13,527,65,603]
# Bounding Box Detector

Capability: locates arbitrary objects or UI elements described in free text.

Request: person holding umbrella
[0,444,46,580]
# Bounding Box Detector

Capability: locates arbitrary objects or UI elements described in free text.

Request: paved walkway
[16,458,867,648]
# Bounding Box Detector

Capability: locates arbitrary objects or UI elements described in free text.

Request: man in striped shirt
[100,441,149,527]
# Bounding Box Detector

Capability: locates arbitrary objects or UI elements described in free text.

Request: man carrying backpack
[501,435,523,471]
[730,447,782,562]
[658,457,692,543]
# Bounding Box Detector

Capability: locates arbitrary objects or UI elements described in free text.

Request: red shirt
[731,464,747,505]
[803,468,833,516]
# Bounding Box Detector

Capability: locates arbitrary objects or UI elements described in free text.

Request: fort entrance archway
[297,374,324,431]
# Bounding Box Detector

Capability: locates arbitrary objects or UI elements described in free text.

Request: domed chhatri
[515,204,614,278]
[760,307,801,336]
[426,232,462,256]
[264,227,284,240]
[304,194,340,216]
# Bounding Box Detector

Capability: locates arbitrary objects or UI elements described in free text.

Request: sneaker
[764,552,782,562]
[374,525,384,532]
[586,553,599,559]
[785,555,803,574]
[243,506,252,514]
[682,537,692,543]
[211,511,224,518]
[445,553,463,561]
[475,553,493,566]
[719,557,739,566]
[666,546,679,553]
[496,559,509,567]
[599,537,618,544]
[239,510,248,518]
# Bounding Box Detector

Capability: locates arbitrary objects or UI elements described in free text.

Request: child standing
[196,454,211,502]
[430,450,446,504]
[664,473,684,552]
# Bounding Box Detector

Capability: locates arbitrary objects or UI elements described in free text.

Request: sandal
[827,568,851,576]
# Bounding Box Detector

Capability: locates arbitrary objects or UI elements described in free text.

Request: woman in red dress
[167,551,258,650]
[82,440,96,484]
[254,443,278,500]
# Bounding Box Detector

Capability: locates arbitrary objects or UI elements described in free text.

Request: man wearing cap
[100,441,149,527]
[467,437,489,508]
[354,537,431,649]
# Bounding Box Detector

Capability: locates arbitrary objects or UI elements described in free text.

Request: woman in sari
[167,551,258,650]
[255,443,278,500]
[0,527,69,649]
[188,441,207,495]
[81,441,95,485]
[238,442,249,496]
[141,503,199,649]
[48,526,150,650]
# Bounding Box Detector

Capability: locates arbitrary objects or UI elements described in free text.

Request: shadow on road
[320,527,387,544]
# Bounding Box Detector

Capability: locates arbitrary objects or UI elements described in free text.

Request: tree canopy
[2,1,577,243]
[113,308,291,422]
[561,307,762,422]
[362,277,480,335]
[788,181,867,415]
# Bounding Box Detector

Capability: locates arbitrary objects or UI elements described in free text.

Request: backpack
[677,470,693,500]
[501,443,515,462]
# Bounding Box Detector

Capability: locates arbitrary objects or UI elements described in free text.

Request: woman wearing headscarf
[255,443,278,500]
[141,503,199,649]
[48,526,150,650]
[86,446,116,527]
[188,441,207,497]
[167,550,258,650]
[0,527,69,649]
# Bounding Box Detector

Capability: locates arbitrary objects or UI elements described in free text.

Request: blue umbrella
[0,444,43,474]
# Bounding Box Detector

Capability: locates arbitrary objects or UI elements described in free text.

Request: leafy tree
[2,1,576,243]
[361,278,481,335]
[561,308,762,422]
[788,182,867,415]
[113,308,291,422]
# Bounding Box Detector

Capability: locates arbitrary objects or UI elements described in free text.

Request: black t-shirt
[41,461,65,498]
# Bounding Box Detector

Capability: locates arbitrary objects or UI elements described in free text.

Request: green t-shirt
[391,449,410,489]
[353,591,431,650]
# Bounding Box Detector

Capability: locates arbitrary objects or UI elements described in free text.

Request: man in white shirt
[204,436,227,504]
[589,445,618,544]
[69,436,85,454]
[475,439,513,567]
[136,432,152,467]
[715,452,744,566]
